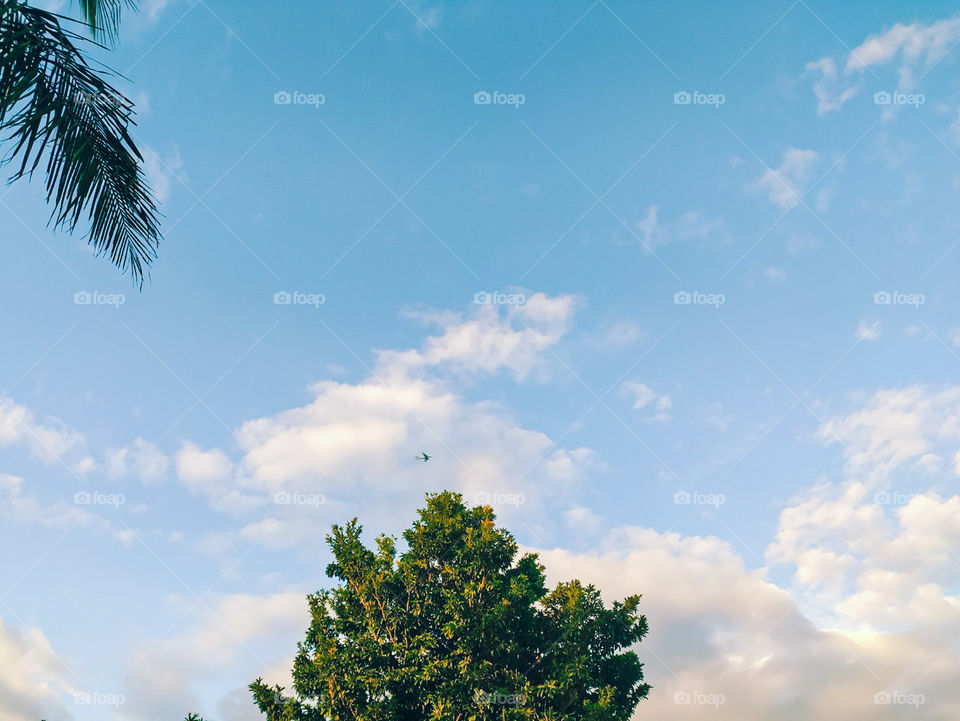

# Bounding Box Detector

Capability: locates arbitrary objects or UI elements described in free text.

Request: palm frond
[76,0,138,42]
[0,0,160,287]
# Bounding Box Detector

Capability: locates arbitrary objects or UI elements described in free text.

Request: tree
[1,0,160,286]
[236,491,650,721]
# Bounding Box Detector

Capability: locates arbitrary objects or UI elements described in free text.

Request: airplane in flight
[416,452,431,462]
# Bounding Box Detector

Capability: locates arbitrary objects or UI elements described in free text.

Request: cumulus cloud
[176,294,593,545]
[380,292,575,382]
[121,592,307,721]
[0,615,71,721]
[0,397,84,464]
[105,437,169,485]
[176,442,234,487]
[750,148,818,209]
[534,506,960,720]
[816,386,960,482]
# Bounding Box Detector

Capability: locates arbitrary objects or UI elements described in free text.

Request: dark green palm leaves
[0,1,159,286]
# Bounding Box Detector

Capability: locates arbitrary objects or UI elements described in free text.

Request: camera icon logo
[274,91,292,105]
[873,91,892,105]
[74,491,92,505]
[874,691,892,705]
[474,91,492,105]
[673,291,691,305]
[873,291,891,305]
[74,290,92,305]
[674,91,691,105]
[473,291,492,304]
[673,691,691,704]
[273,491,292,505]
[274,291,292,305]
[673,491,691,505]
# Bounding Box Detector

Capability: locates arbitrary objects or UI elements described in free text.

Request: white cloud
[0,615,71,721]
[122,592,306,721]
[855,319,881,341]
[805,57,858,115]
[622,382,672,421]
[176,442,234,487]
[845,17,960,78]
[105,437,169,485]
[588,319,645,350]
[0,398,84,464]
[751,148,818,209]
[380,292,575,382]
[535,516,960,721]
[816,386,960,481]
[630,205,722,250]
[807,16,960,112]
[142,146,184,205]
[176,295,593,537]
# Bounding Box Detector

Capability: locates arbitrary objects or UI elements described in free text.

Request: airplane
[416,452,431,462]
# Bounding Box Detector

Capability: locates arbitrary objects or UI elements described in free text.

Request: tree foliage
[228,491,650,721]
[0,0,160,286]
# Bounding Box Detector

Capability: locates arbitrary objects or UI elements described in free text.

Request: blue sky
[3,1,960,719]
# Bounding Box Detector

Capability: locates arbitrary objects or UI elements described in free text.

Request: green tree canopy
[231,491,650,721]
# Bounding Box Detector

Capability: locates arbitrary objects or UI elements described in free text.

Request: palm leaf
[0,0,160,287]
